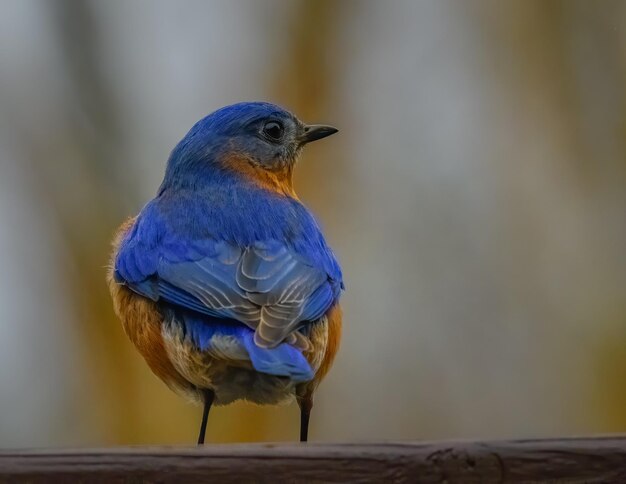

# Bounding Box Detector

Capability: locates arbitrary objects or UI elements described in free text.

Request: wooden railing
[1,436,626,483]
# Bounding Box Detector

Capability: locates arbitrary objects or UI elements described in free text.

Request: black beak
[300,124,338,145]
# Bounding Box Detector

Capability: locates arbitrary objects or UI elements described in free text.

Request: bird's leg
[197,388,215,445]
[298,394,313,442]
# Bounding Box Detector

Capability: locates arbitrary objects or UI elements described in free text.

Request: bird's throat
[220,153,297,198]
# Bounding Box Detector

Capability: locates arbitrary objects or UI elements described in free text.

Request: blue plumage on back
[114,102,342,382]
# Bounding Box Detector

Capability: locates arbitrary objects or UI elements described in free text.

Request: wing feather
[118,228,337,348]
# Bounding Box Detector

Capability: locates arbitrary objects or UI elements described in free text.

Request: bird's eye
[263,121,284,141]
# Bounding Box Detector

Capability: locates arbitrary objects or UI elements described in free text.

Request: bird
[107,101,343,444]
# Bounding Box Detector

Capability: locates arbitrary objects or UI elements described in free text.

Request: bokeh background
[1,0,626,447]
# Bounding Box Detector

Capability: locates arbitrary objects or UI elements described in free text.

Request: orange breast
[315,304,343,384]
[219,152,297,198]
[298,304,343,400]
[107,218,198,399]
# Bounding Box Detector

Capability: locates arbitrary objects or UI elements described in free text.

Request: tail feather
[243,332,313,382]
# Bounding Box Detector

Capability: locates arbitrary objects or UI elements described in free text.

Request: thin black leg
[300,408,310,442]
[197,389,215,445]
[299,397,313,442]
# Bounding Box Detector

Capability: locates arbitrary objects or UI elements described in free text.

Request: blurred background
[1,0,626,447]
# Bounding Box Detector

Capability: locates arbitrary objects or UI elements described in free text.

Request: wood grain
[1,437,626,483]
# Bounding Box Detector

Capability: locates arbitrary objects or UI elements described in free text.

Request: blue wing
[114,203,341,349]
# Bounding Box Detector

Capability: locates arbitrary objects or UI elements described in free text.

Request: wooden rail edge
[1,436,626,483]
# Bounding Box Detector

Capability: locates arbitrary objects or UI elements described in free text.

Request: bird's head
[162,102,338,195]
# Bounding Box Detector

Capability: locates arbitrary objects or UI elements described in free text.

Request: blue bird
[108,102,343,443]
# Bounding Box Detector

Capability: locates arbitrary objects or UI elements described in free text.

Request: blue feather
[173,311,314,382]
[116,185,342,321]
[242,332,313,382]
[175,311,244,350]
